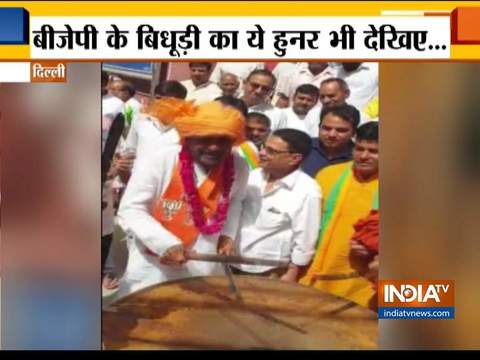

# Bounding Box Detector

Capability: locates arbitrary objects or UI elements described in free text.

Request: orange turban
[175,101,246,145]
[143,99,246,144]
[143,97,195,127]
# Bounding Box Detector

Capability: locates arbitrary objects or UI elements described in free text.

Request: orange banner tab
[31,61,67,82]
[451,7,480,44]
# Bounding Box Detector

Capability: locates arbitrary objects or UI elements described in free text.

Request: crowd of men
[102,61,379,310]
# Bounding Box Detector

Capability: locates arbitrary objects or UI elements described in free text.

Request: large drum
[103,276,377,350]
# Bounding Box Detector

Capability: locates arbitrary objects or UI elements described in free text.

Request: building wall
[167,62,191,81]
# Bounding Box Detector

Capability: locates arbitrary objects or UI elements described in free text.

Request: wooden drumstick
[185,252,291,268]
[312,271,360,281]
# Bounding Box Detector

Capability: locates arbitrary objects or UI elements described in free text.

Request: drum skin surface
[103,276,377,350]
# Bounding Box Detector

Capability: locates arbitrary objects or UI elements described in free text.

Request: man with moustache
[241,69,287,131]
[281,84,320,136]
[181,62,222,104]
[300,122,379,308]
[232,129,321,282]
[302,104,359,178]
[303,77,361,135]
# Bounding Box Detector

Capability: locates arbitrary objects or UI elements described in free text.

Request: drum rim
[107,275,377,316]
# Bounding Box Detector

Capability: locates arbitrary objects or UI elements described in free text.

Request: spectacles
[248,81,272,92]
[263,146,292,156]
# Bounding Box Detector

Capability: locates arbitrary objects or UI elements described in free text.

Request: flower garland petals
[179,146,234,235]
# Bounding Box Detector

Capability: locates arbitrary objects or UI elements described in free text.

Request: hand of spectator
[350,239,370,259]
[217,235,235,256]
[106,157,120,180]
[280,264,299,283]
[114,151,136,183]
[116,152,136,173]
[365,255,379,285]
[159,245,187,266]
[349,239,372,276]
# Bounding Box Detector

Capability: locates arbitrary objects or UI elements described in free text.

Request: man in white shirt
[337,62,378,112]
[245,112,271,151]
[108,80,142,134]
[113,81,189,196]
[102,83,189,290]
[124,87,142,123]
[233,129,321,282]
[181,62,222,104]
[123,81,187,161]
[282,84,319,135]
[210,62,265,86]
[241,69,287,131]
[275,62,337,108]
[304,78,360,136]
[105,74,122,96]
[270,62,299,105]
[116,101,249,297]
[272,62,298,83]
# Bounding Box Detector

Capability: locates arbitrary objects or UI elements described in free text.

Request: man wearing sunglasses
[232,129,321,283]
[241,69,287,131]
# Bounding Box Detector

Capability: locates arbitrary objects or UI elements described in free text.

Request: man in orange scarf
[116,100,249,297]
[299,122,379,308]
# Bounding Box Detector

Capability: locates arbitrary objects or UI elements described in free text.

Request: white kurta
[210,62,265,84]
[180,79,223,105]
[282,107,310,135]
[337,62,378,112]
[276,63,337,101]
[249,103,288,131]
[123,114,180,159]
[116,146,249,297]
[234,168,322,274]
[303,106,323,138]
[125,97,142,115]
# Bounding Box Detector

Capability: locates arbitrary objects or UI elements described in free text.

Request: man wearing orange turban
[116,100,249,297]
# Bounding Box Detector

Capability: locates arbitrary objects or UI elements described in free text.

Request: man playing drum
[116,100,249,297]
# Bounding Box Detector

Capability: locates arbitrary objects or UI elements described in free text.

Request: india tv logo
[31,61,67,82]
[378,280,454,319]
